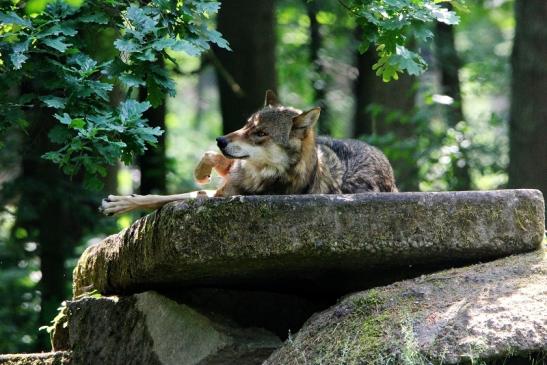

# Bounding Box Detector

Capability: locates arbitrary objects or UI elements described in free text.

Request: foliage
[0,0,516,354]
[347,0,462,81]
[0,0,228,189]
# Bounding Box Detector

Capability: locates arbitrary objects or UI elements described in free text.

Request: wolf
[99,90,397,215]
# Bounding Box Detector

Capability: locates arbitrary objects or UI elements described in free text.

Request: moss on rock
[264,249,547,365]
[73,190,544,297]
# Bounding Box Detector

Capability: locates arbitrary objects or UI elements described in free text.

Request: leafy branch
[346,0,462,81]
[0,0,228,189]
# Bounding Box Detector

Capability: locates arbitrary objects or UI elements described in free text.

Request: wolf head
[216,90,321,168]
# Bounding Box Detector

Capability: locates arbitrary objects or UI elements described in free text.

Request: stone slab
[73,190,545,296]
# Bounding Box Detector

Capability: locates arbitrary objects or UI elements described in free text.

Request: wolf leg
[99,190,216,216]
[194,151,233,184]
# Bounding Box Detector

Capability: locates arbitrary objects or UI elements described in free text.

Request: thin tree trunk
[508,0,547,202]
[434,5,472,191]
[137,86,167,195]
[305,0,329,134]
[214,0,277,134]
[352,38,376,137]
[13,110,85,350]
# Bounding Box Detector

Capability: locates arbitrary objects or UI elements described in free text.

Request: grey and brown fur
[100,91,397,215]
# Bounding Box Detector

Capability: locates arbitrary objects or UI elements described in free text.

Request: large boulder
[264,248,547,365]
[52,291,280,365]
[73,190,544,296]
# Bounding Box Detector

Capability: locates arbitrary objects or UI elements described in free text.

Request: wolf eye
[255,131,268,137]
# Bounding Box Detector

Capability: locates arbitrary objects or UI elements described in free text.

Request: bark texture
[265,249,547,364]
[508,0,547,203]
[214,0,277,134]
[73,190,544,297]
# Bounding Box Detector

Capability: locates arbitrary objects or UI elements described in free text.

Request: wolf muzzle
[216,136,228,149]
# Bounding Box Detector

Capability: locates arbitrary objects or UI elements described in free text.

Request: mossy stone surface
[265,248,547,365]
[0,352,71,365]
[73,190,544,296]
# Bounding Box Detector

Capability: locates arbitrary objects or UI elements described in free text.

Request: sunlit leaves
[350,0,460,81]
[0,12,31,27]
[0,0,227,188]
[40,96,66,109]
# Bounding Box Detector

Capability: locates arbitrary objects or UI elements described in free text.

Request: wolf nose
[216,137,228,149]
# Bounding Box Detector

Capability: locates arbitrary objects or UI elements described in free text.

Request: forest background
[0,0,545,352]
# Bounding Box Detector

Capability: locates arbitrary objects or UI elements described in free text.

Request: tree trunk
[434,5,472,191]
[508,0,547,201]
[214,0,277,134]
[13,111,86,350]
[305,0,329,134]
[352,46,419,191]
[137,86,167,195]
[352,43,376,137]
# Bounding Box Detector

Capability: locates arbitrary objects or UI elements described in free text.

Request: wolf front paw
[98,194,139,216]
[194,153,216,185]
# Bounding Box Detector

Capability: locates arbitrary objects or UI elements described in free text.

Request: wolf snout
[216,136,228,149]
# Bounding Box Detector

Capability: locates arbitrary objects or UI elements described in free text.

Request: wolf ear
[292,108,321,138]
[264,90,280,107]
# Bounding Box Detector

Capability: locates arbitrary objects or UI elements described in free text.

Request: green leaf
[10,52,28,70]
[70,118,85,129]
[54,113,72,125]
[171,39,202,56]
[79,12,109,24]
[119,100,151,123]
[427,3,460,25]
[10,41,30,69]
[0,12,31,27]
[114,39,140,53]
[135,48,157,62]
[195,2,221,15]
[390,46,426,76]
[151,38,178,51]
[41,96,66,109]
[205,29,231,50]
[42,37,71,53]
[39,23,78,37]
[119,73,145,88]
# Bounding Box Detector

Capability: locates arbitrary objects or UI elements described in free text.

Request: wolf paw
[98,194,140,216]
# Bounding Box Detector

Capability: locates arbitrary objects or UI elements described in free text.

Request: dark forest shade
[13,109,85,350]
[214,0,277,134]
[137,85,167,195]
[508,0,547,202]
[352,45,419,191]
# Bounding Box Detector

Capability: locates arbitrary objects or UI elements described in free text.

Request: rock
[0,352,71,365]
[73,190,544,296]
[264,249,547,365]
[52,291,280,365]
